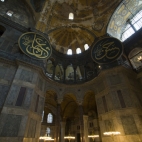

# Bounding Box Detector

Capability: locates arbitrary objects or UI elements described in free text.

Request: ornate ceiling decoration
[32,0,122,54]
[107,0,142,39]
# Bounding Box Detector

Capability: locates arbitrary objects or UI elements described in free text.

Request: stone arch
[82,90,97,118]
[43,89,57,124]
[61,93,79,120]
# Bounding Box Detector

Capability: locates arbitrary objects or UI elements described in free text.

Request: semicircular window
[121,10,142,41]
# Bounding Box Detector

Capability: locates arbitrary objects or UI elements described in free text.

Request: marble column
[84,66,87,81]
[55,103,62,142]
[78,104,84,142]
[52,64,56,80]
[83,115,89,142]
[60,122,66,142]
[73,67,77,83]
[63,67,67,83]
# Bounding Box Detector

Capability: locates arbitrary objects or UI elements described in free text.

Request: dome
[35,0,122,54]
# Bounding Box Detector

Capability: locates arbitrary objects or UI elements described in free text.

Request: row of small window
[41,111,53,123]
[67,44,89,55]
[121,10,142,41]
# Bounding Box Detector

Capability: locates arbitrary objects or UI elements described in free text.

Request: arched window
[76,48,81,54]
[47,113,53,123]
[46,127,50,135]
[121,10,142,41]
[67,49,72,55]
[84,44,89,50]
[69,13,74,20]
[6,10,14,17]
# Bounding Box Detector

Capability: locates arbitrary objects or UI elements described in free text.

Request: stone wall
[0,63,46,142]
[95,67,142,142]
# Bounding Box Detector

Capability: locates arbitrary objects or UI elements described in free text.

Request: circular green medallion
[18,32,52,60]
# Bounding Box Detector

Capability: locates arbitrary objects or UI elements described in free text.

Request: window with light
[69,13,74,20]
[6,10,14,17]
[47,113,53,123]
[121,10,142,41]
[67,49,72,55]
[76,48,81,54]
[46,127,50,134]
[84,44,89,50]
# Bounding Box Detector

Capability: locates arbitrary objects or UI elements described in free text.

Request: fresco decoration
[107,0,142,40]
[34,0,122,54]
[18,32,52,60]
[91,37,123,64]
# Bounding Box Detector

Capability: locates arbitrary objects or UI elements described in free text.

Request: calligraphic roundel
[91,37,123,64]
[18,32,52,60]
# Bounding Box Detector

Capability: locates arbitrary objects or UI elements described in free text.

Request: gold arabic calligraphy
[94,40,120,60]
[21,34,51,59]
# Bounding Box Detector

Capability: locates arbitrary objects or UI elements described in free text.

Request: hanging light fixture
[64,133,75,142]
[88,135,99,141]
[39,136,54,141]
